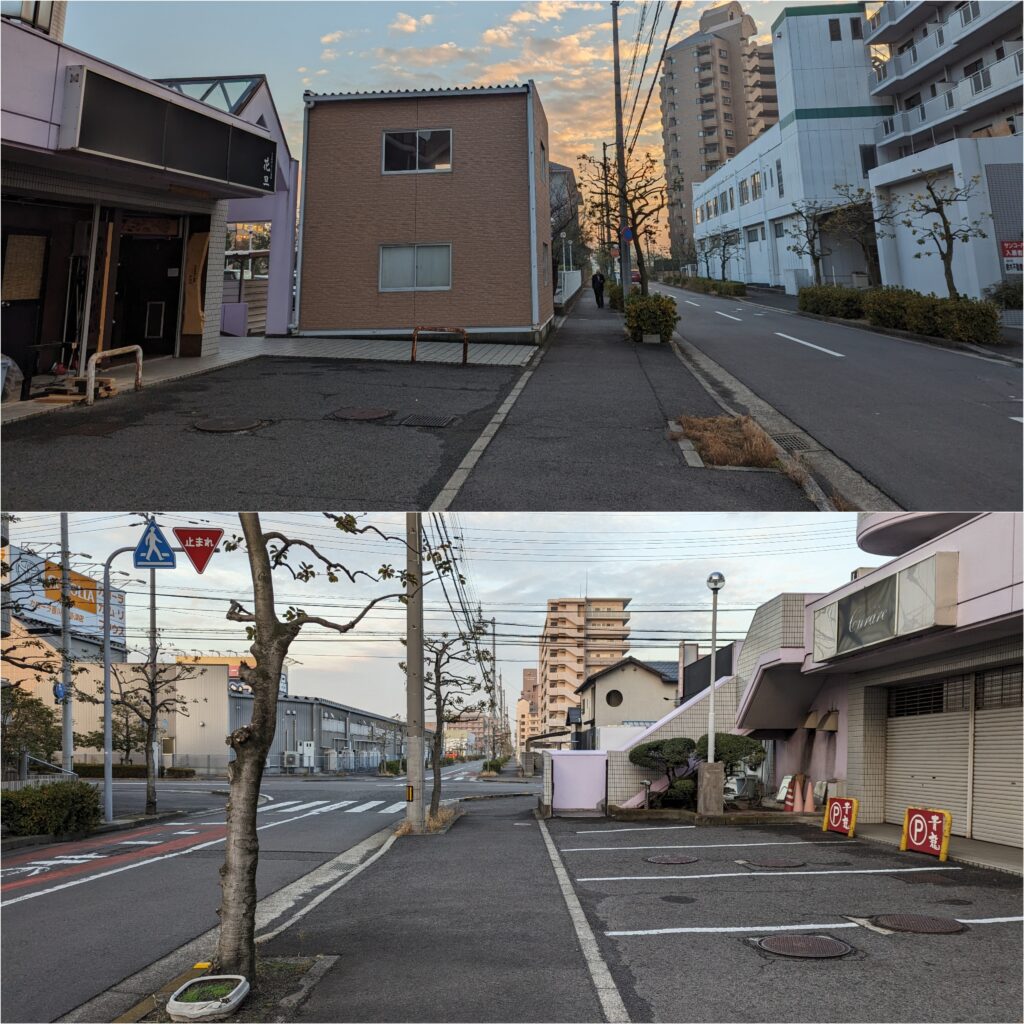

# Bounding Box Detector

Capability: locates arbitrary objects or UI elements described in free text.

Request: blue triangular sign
[134,520,177,569]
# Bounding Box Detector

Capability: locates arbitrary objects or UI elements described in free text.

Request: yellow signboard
[43,562,98,614]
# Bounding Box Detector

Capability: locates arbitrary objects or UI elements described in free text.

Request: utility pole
[611,0,633,295]
[405,513,425,831]
[0,512,10,642]
[60,514,74,773]
[491,617,498,759]
[602,141,616,283]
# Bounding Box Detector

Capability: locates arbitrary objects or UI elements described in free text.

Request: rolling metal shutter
[972,707,1023,847]
[885,711,970,836]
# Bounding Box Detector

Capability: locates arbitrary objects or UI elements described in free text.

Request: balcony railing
[866,0,927,39]
[875,48,1022,146]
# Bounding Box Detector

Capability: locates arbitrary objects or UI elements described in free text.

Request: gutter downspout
[526,81,540,330]
[291,96,312,334]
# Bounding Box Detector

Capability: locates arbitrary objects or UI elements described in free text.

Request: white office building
[691,1,1023,298]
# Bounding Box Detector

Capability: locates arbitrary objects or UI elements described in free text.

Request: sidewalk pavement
[854,822,1024,876]
[260,796,604,1023]
[451,288,813,510]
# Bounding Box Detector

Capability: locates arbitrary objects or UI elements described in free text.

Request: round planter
[167,975,249,1022]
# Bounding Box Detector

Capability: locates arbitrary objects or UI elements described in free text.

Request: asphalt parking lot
[544,818,1024,1023]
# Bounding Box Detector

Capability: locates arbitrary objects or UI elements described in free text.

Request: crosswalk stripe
[309,800,357,814]
[119,840,162,846]
[346,801,385,813]
[380,801,406,813]
[257,800,302,813]
[271,801,328,813]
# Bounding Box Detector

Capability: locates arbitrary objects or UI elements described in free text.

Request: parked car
[631,268,641,283]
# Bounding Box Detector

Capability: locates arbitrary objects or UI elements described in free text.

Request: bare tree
[713,230,743,281]
[217,513,456,981]
[695,235,716,280]
[899,170,990,299]
[785,199,837,286]
[829,184,900,287]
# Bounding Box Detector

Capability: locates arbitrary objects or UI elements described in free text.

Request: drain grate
[193,417,267,434]
[645,854,699,865]
[400,413,456,428]
[745,859,806,869]
[328,407,393,422]
[872,914,966,934]
[756,935,853,959]
[771,432,815,453]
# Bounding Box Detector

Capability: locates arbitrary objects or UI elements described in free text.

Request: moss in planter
[177,980,239,1003]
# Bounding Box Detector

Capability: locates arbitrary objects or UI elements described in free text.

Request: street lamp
[706,571,725,767]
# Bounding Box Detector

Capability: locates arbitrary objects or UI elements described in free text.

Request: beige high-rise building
[660,1,778,259]
[516,668,544,753]
[538,598,631,735]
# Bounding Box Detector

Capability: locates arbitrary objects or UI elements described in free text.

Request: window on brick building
[383,128,452,173]
[379,243,451,291]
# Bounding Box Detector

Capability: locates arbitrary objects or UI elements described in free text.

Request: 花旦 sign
[823,796,859,837]
[836,574,896,655]
[900,806,951,861]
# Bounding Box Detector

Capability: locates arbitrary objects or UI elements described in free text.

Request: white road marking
[308,800,357,814]
[956,916,1024,924]
[685,300,700,307]
[577,866,961,883]
[538,817,631,1023]
[380,801,407,813]
[715,311,742,321]
[118,840,163,846]
[608,921,860,937]
[575,826,697,835]
[1011,417,1023,424]
[256,800,302,814]
[774,331,845,358]
[271,800,329,814]
[200,821,228,825]
[562,839,854,853]
[346,800,385,813]
[173,830,199,836]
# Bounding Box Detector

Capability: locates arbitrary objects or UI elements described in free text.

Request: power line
[628,0,684,160]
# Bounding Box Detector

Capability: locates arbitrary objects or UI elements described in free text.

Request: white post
[708,587,717,766]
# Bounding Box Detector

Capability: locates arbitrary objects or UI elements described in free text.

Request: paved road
[656,283,1023,510]
[0,763,531,1023]
[546,817,1023,1023]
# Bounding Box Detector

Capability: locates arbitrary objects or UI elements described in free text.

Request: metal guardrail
[85,344,143,406]
[411,326,468,366]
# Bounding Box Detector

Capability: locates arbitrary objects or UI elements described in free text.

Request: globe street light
[706,572,725,767]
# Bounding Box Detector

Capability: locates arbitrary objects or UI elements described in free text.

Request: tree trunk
[144,714,158,815]
[632,234,648,296]
[429,727,443,818]
[812,252,823,286]
[942,250,958,299]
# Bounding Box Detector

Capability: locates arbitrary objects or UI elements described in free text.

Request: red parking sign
[822,796,858,837]
[900,806,951,861]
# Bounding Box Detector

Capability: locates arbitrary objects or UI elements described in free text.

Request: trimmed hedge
[1,780,101,837]
[861,287,1001,344]
[165,766,196,778]
[682,277,746,297]
[608,283,624,311]
[624,292,680,342]
[73,763,146,778]
[798,284,865,319]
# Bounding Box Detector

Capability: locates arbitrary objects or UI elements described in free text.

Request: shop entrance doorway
[1,229,49,391]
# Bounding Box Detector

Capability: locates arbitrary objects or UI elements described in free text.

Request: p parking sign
[823,796,858,837]
[900,806,952,861]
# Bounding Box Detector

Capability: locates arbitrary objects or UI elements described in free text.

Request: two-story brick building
[295,82,554,344]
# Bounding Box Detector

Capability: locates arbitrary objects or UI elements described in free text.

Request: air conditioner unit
[283,751,299,768]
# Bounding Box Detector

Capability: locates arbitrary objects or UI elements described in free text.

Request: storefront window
[223,221,271,302]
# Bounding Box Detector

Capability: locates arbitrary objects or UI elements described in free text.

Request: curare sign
[836,574,896,655]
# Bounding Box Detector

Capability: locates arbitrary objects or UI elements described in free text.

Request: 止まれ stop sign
[900,806,952,861]
[172,527,224,574]
[822,796,859,837]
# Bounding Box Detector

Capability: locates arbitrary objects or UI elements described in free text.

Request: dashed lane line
[774,331,845,358]
[577,866,962,883]
[715,311,742,321]
[685,300,700,307]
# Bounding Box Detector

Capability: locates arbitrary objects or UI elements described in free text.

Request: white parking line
[774,331,845,358]
[577,866,961,883]
[715,311,742,321]
[380,801,407,813]
[1011,417,1023,424]
[271,800,329,814]
[956,916,1024,924]
[562,839,854,853]
[608,921,859,937]
[575,826,697,835]
[346,801,385,813]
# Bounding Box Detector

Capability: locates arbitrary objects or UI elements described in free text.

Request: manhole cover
[328,407,393,421]
[771,432,815,453]
[661,895,695,904]
[745,859,806,869]
[756,935,853,959]
[400,413,455,428]
[872,914,966,934]
[193,417,267,434]
[645,854,699,865]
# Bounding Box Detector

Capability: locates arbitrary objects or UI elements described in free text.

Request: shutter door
[885,712,969,835]
[971,707,1023,847]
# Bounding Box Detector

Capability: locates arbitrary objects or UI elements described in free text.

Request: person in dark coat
[591,270,606,308]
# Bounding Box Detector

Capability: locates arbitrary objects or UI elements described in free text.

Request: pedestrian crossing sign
[134,520,176,569]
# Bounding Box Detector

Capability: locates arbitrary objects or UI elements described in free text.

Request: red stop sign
[172,527,224,574]
[900,806,951,860]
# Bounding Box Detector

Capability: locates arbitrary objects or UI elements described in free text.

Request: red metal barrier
[411,326,469,365]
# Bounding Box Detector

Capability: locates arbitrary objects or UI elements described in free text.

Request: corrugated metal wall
[972,707,1023,847]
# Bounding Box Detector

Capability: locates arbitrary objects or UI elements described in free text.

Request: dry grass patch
[394,806,458,836]
[677,415,778,468]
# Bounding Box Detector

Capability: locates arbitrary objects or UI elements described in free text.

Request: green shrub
[0,780,101,837]
[694,733,766,776]
[862,286,913,330]
[663,777,697,808]
[608,283,624,310]
[628,737,697,789]
[798,285,864,319]
[862,287,1002,344]
[941,296,1002,345]
[984,278,1023,310]
[382,759,407,775]
[624,292,680,342]
[73,763,146,778]
[681,277,746,297]
[903,290,942,336]
[164,766,195,779]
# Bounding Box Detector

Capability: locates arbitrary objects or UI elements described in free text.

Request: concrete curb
[1,809,189,853]
[670,335,902,512]
[608,805,822,826]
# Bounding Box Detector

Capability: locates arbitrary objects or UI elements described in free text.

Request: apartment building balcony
[865,0,938,44]
[868,0,1020,96]
[875,48,1022,153]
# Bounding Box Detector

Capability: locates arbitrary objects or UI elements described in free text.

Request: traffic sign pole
[102,545,133,823]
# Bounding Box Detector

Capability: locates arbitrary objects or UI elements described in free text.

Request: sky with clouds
[64,1,797,177]
[8,512,889,727]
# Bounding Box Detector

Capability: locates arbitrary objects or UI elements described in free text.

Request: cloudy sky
[65,1,795,176]
[8,512,888,727]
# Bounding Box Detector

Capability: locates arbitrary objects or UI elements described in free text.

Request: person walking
[591,270,606,308]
